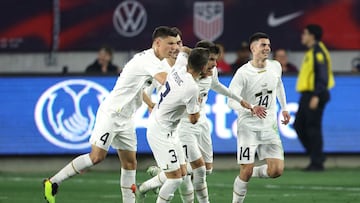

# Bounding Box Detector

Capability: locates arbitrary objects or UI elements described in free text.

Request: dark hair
[188,47,210,73]
[305,24,323,41]
[249,32,270,45]
[195,40,220,55]
[171,27,182,37]
[99,45,114,58]
[152,26,178,41]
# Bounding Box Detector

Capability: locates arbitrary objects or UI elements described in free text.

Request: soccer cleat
[43,179,58,203]
[146,166,161,177]
[131,184,146,203]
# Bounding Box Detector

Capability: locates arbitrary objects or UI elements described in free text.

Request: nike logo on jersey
[267,11,303,27]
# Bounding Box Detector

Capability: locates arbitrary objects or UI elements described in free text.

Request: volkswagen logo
[113,0,147,37]
[34,79,109,149]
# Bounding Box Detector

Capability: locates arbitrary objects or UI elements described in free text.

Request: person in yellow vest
[294,24,335,172]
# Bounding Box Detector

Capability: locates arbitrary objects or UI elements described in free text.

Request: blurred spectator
[351,57,360,72]
[215,43,233,75]
[85,45,120,75]
[273,48,298,73]
[231,41,251,72]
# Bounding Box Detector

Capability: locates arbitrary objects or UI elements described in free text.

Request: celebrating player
[43,26,179,203]
[140,47,209,202]
[228,32,290,203]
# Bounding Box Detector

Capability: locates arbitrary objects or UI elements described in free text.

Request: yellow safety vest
[296,42,335,92]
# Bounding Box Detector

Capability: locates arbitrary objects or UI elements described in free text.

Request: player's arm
[185,84,201,124]
[174,47,191,68]
[210,68,254,110]
[228,71,266,118]
[227,71,248,111]
[142,91,155,112]
[153,72,167,85]
[276,76,290,125]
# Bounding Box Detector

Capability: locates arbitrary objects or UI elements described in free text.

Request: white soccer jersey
[100,48,167,117]
[180,66,242,123]
[145,52,189,99]
[152,65,200,130]
[228,60,288,131]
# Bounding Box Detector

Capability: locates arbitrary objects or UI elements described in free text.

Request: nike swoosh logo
[267,11,303,27]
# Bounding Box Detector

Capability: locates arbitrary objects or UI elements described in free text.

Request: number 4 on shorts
[100,133,110,145]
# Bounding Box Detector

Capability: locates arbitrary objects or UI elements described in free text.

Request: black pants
[294,91,330,167]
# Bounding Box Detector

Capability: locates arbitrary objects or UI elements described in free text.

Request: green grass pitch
[0,168,359,202]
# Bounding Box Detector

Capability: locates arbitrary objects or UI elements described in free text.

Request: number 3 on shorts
[239,146,250,161]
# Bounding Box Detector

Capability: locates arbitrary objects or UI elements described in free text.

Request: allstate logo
[34,79,109,149]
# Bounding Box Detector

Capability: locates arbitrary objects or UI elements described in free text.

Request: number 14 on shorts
[239,146,250,161]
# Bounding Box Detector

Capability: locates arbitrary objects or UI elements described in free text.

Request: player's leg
[197,121,214,175]
[233,129,257,203]
[112,117,138,203]
[253,143,284,178]
[233,164,254,203]
[145,122,184,202]
[118,150,137,203]
[190,157,209,203]
[178,122,205,203]
[44,109,114,202]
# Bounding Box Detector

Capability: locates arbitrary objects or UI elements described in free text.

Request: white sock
[206,168,213,175]
[179,175,194,203]
[193,166,209,203]
[139,171,167,193]
[186,162,193,175]
[232,176,247,203]
[252,164,269,178]
[120,168,136,203]
[157,178,183,203]
[50,154,93,184]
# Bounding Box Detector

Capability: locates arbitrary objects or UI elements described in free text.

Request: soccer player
[176,40,253,203]
[43,26,179,203]
[136,41,254,203]
[144,47,210,202]
[228,32,290,203]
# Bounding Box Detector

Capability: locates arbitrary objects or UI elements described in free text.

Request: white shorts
[147,118,184,172]
[177,118,213,163]
[236,128,284,164]
[89,108,136,151]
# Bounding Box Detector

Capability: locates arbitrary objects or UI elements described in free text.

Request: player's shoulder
[267,59,282,74]
[233,62,251,76]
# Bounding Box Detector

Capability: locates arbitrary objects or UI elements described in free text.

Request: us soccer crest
[194,1,224,41]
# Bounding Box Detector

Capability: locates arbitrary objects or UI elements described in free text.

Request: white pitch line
[265,184,360,192]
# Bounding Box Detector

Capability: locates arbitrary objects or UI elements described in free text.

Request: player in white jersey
[43,26,179,203]
[176,40,254,203]
[136,41,254,203]
[228,32,290,203]
[145,48,210,203]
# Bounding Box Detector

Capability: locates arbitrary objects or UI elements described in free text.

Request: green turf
[0,168,359,203]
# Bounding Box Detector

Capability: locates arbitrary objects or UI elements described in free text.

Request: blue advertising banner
[0,75,359,155]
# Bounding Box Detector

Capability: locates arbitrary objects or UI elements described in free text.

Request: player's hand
[281,111,290,125]
[309,96,319,110]
[148,103,155,114]
[251,106,267,119]
[181,46,192,54]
